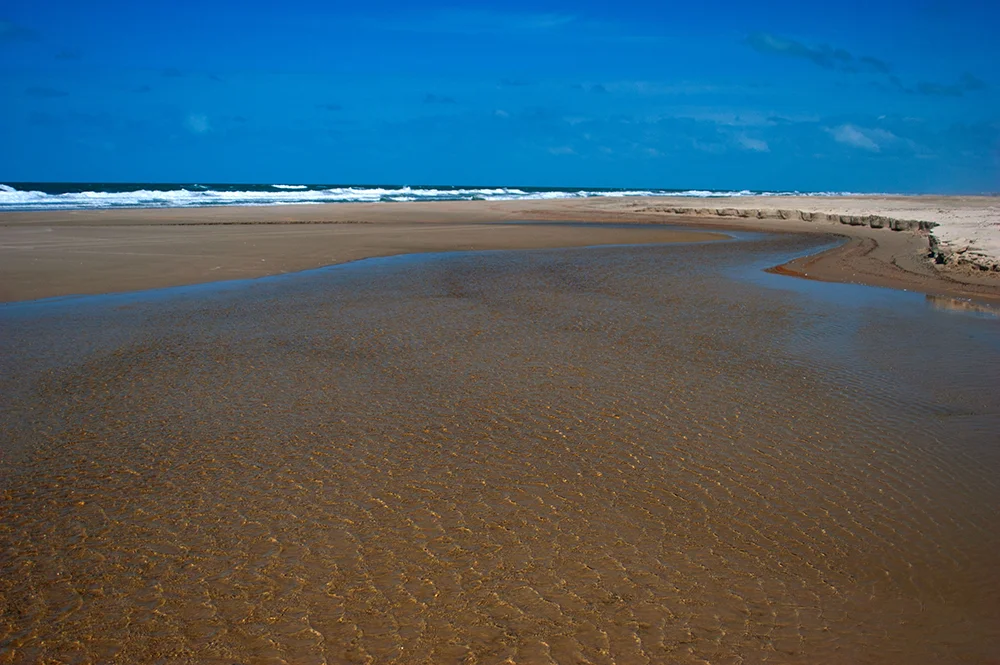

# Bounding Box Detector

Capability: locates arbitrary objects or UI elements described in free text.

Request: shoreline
[2,196,998,303]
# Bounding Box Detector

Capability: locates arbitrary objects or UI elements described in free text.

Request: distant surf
[0,183,862,212]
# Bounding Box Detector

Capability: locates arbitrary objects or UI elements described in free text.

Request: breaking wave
[0,183,859,212]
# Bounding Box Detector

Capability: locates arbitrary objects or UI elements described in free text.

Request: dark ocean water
[0,182,861,211]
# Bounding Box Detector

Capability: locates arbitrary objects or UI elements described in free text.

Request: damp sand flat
[3,196,999,304]
[0,208,721,303]
[1,233,999,664]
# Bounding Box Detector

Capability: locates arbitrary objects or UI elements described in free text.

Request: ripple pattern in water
[1,234,999,664]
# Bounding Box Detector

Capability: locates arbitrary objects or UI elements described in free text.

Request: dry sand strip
[1,196,998,303]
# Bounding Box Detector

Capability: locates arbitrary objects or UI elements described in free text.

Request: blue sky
[1,0,998,192]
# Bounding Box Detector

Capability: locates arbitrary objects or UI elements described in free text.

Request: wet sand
[2,231,999,664]
[0,211,719,303]
[2,197,999,303]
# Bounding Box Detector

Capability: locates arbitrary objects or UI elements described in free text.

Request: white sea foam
[0,184,868,212]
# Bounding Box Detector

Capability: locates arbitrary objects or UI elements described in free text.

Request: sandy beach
[3,195,1000,664]
[5,0,998,658]
[2,195,998,303]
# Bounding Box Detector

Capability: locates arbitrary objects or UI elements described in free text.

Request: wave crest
[0,184,860,212]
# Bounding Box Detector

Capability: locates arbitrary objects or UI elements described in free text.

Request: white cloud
[867,128,901,143]
[826,124,898,152]
[185,113,210,134]
[737,135,770,152]
[548,146,575,155]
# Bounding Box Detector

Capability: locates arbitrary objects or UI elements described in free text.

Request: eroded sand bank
[609,194,1000,271]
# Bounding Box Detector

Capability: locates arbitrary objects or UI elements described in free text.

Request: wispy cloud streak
[746,33,890,73]
[825,124,900,152]
[386,10,575,35]
[904,73,987,97]
[0,19,38,42]
[748,32,988,99]
[25,86,68,98]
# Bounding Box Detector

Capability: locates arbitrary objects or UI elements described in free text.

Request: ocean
[0,182,860,211]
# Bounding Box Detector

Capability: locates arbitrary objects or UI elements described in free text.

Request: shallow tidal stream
[1,230,998,664]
